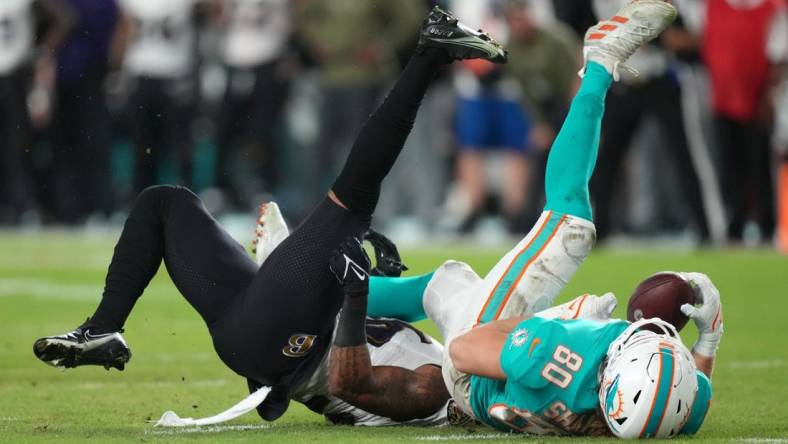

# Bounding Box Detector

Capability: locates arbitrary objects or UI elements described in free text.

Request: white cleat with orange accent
[581,0,677,80]
[252,202,290,266]
[535,293,618,321]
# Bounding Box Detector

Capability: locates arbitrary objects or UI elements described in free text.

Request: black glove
[329,236,371,298]
[329,237,371,347]
[364,229,408,277]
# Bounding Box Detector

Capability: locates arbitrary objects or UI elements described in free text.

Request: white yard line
[738,439,788,444]
[74,379,230,390]
[416,435,788,442]
[416,434,507,441]
[1,379,230,392]
[727,360,786,370]
[144,424,271,435]
[0,277,172,301]
[0,278,104,301]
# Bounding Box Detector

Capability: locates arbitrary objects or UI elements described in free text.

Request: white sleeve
[368,329,444,371]
[423,260,482,340]
[767,9,788,64]
[774,78,788,151]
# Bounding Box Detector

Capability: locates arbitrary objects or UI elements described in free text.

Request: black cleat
[418,6,508,64]
[33,324,131,371]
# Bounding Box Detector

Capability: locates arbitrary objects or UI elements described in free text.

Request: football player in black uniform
[34,7,506,423]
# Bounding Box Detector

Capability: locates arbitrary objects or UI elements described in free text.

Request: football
[627,272,697,332]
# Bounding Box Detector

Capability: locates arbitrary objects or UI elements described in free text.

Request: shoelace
[584,21,658,81]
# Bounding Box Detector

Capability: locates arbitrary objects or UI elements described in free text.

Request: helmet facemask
[598,318,698,439]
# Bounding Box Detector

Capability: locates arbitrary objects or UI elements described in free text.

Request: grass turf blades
[1,233,787,443]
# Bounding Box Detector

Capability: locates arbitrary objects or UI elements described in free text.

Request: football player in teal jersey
[439,0,724,437]
[328,0,723,438]
[449,286,721,437]
[254,0,723,437]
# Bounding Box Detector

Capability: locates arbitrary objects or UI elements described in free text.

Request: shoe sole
[254,202,290,265]
[34,338,131,371]
[425,36,506,62]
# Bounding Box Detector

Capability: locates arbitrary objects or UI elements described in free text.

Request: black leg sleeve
[89,186,168,330]
[89,185,257,331]
[330,49,447,216]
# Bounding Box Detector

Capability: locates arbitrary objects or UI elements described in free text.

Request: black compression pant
[88,49,444,392]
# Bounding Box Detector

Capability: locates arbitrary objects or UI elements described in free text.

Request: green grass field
[1,232,787,443]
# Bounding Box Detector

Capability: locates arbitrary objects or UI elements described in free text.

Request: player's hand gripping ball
[627,272,697,332]
[679,272,724,357]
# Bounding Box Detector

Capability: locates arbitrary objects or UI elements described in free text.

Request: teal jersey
[470,317,629,435]
[681,371,712,435]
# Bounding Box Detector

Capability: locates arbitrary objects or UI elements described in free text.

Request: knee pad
[501,216,596,317]
[561,216,596,259]
[134,185,198,215]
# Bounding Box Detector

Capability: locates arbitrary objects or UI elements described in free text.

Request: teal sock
[367,273,433,322]
[544,62,612,221]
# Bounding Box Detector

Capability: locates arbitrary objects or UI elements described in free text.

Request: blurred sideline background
[1,0,787,251]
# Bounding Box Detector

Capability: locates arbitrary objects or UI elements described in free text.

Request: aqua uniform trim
[680,371,712,435]
[641,345,676,437]
[476,211,566,324]
[544,61,612,221]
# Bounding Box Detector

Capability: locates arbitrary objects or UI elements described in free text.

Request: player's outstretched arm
[328,237,449,421]
[448,317,528,380]
[329,348,449,422]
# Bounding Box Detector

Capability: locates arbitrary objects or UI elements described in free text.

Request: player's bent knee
[136,184,178,202]
[498,216,597,317]
[135,185,199,210]
[134,185,176,210]
[561,217,596,259]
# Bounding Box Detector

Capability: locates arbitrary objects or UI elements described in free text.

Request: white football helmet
[598,318,698,439]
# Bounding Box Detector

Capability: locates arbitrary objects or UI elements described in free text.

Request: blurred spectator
[113,0,203,196]
[550,0,597,38]
[590,0,712,243]
[0,0,73,224]
[375,61,453,240]
[504,0,581,226]
[52,0,118,223]
[703,0,787,243]
[445,0,578,233]
[777,74,788,251]
[774,10,788,251]
[296,0,424,193]
[213,0,293,209]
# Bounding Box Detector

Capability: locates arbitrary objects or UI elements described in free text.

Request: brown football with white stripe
[627,273,697,332]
